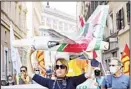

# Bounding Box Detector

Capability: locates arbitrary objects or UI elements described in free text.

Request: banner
[10,23,22,75]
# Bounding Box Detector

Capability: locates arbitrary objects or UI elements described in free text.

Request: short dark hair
[20,66,27,71]
[7,75,12,78]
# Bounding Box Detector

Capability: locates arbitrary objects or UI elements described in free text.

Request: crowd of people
[1,65,55,86]
[1,48,130,89]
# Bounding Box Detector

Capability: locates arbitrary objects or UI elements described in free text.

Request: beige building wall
[103,2,130,70]
[107,2,130,56]
[1,2,27,80]
[117,2,130,53]
[119,30,129,52]
[32,2,42,36]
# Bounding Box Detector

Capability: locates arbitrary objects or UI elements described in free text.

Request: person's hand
[94,82,99,86]
[28,46,35,56]
[21,74,25,80]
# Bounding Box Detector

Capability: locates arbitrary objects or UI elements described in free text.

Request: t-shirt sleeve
[70,73,87,86]
[99,76,105,85]
[101,77,106,88]
[32,74,51,88]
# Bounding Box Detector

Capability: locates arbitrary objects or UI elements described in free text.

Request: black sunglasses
[35,70,40,71]
[109,64,118,67]
[55,65,66,69]
[20,70,26,72]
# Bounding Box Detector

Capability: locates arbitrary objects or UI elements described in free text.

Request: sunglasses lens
[60,65,66,69]
[55,65,66,69]
[55,65,59,69]
[35,70,39,71]
[21,70,25,72]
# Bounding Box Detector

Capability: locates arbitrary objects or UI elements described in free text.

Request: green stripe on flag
[94,40,101,50]
[57,43,67,52]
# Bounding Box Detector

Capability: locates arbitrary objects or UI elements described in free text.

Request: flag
[66,59,88,77]
[121,44,130,76]
[91,59,99,67]
[66,59,83,76]
[36,50,46,76]
[79,15,85,28]
[10,23,22,75]
[83,50,97,59]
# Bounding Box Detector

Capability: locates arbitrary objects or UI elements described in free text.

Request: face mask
[94,70,101,76]
[109,66,118,74]
[35,71,40,74]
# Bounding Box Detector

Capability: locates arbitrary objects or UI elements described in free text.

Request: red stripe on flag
[93,50,97,59]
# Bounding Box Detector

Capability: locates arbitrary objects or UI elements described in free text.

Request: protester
[46,65,52,78]
[32,68,40,84]
[19,66,32,84]
[101,57,130,89]
[94,67,104,89]
[27,47,93,89]
[6,75,15,86]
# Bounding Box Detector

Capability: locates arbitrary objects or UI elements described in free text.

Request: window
[64,23,68,31]
[59,21,63,31]
[4,47,8,80]
[4,31,7,43]
[112,51,117,57]
[109,13,114,34]
[126,2,130,24]
[46,17,51,28]
[53,19,57,30]
[116,8,125,30]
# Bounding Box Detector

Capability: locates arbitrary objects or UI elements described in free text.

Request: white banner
[10,23,22,74]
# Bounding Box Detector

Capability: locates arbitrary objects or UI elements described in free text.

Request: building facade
[1,2,27,80]
[79,1,130,71]
[102,2,130,71]
[39,4,76,68]
[40,4,77,33]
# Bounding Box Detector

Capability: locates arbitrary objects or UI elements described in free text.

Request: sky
[42,2,77,17]
[26,2,77,32]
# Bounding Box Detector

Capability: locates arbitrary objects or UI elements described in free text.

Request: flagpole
[129,1,131,77]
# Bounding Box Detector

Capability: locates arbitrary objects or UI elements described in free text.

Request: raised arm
[26,47,35,77]
[26,47,52,88]
[85,60,93,78]
[71,60,93,86]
